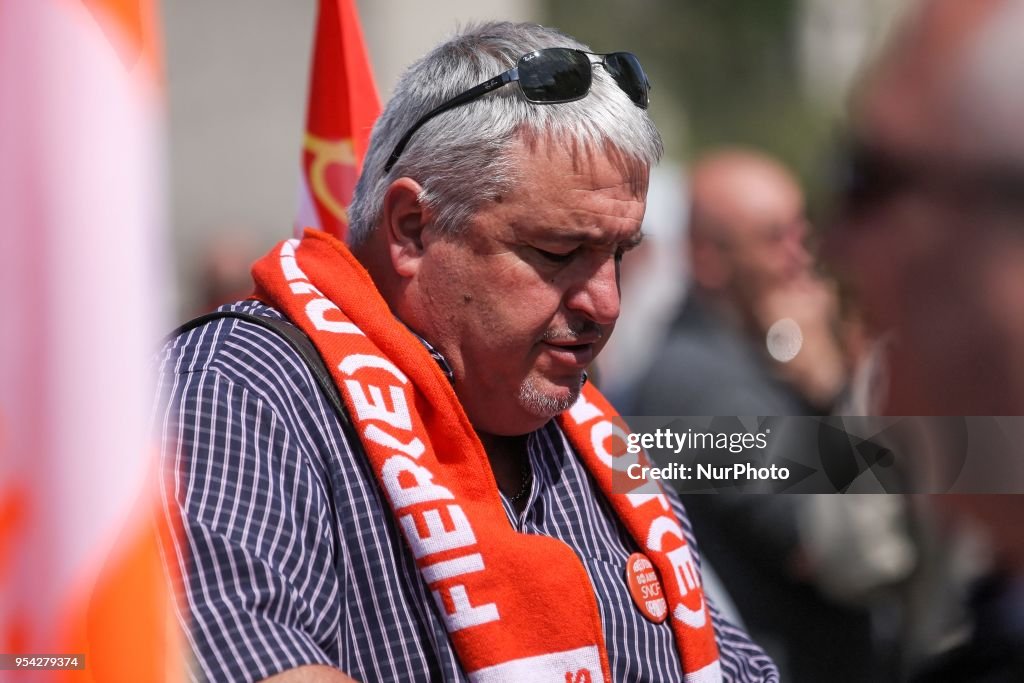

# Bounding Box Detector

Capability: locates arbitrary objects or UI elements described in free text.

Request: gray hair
[347,21,663,245]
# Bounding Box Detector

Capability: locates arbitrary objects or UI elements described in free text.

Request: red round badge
[625,552,668,624]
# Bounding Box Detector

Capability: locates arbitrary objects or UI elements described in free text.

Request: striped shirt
[155,300,778,682]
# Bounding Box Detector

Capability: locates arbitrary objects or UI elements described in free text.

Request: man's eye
[535,247,576,263]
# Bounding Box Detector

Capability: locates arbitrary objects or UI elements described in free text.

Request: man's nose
[792,239,812,272]
[787,220,813,269]
[565,255,621,325]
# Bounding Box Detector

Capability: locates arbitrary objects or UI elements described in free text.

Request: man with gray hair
[157,21,776,683]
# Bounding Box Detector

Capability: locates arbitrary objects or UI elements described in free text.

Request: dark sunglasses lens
[603,52,649,108]
[518,48,591,103]
[834,140,907,218]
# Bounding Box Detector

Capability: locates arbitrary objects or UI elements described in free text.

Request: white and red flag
[0,0,181,680]
[294,0,381,239]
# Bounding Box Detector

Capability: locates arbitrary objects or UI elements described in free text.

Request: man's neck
[350,232,403,305]
[692,288,737,325]
[693,287,760,339]
[476,432,530,500]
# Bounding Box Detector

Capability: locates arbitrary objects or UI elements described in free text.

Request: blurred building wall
[798,0,911,110]
[361,0,538,99]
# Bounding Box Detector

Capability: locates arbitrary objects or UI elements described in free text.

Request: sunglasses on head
[384,47,651,172]
[832,135,1024,221]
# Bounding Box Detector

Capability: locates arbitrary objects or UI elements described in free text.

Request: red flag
[295,0,382,239]
[0,0,183,680]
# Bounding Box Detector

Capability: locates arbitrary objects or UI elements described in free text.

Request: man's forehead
[856,0,1008,154]
[511,132,651,199]
[532,221,646,247]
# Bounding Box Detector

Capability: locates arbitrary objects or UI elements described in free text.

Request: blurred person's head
[827,0,1024,414]
[345,22,662,437]
[687,149,812,323]
[195,230,262,316]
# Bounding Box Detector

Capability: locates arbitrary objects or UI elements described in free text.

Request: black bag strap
[169,310,349,428]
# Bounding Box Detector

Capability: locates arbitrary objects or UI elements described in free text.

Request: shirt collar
[405,326,455,384]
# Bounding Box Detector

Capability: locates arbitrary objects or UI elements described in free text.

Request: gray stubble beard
[517,372,585,418]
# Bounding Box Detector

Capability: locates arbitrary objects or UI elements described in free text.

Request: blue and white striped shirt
[155,300,778,682]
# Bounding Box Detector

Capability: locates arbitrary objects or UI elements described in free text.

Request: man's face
[410,139,647,435]
[825,48,1024,413]
[693,160,810,311]
[725,204,810,308]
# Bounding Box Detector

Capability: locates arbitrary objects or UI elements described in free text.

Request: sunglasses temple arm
[383,70,518,173]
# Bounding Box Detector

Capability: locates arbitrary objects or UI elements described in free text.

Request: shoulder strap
[170,310,349,427]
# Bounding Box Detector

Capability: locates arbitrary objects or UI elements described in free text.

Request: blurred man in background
[631,149,895,682]
[828,0,1024,678]
[191,229,265,317]
[634,148,846,417]
[830,0,1024,417]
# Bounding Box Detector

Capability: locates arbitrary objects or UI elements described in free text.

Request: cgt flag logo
[303,134,357,228]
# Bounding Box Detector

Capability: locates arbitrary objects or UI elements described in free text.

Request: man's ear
[381,177,430,278]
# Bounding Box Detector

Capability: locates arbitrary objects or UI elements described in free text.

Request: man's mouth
[539,321,604,368]
[540,339,598,367]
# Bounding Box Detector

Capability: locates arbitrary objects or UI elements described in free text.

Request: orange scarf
[252,230,721,682]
